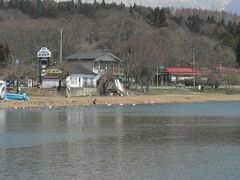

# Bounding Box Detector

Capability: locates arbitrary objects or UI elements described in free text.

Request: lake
[0,102,240,179]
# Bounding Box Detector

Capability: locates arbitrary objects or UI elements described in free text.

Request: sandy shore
[0,94,240,109]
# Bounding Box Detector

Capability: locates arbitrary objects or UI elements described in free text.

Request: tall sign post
[37,47,51,84]
[159,66,165,86]
[15,59,20,93]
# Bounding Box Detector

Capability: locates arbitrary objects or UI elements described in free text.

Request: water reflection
[0,109,6,132]
[0,102,240,179]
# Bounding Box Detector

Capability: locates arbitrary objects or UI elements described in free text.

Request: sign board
[37,47,52,84]
[27,79,33,87]
[46,68,63,74]
[15,59,20,65]
[37,47,51,58]
[159,66,165,73]
[171,76,176,82]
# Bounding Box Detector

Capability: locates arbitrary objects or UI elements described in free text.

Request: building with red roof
[198,66,240,76]
[159,68,198,84]
[157,66,240,86]
[164,68,197,76]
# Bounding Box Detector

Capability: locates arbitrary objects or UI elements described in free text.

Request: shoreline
[1,94,240,109]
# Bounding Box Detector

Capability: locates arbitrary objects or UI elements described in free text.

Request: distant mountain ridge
[57,0,240,14]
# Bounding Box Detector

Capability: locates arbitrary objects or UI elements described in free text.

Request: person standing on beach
[198,84,201,92]
[66,78,71,97]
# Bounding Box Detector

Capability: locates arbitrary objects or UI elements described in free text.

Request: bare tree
[113,31,160,92]
[97,70,115,95]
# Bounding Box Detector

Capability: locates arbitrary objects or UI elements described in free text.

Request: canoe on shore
[4,93,29,101]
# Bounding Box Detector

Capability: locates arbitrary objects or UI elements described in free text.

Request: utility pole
[60,28,63,64]
[192,48,196,90]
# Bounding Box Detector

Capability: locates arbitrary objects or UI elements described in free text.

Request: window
[100,61,107,69]
[82,77,95,88]
[99,61,113,69]
[70,77,77,84]
[41,60,48,65]
[94,61,100,69]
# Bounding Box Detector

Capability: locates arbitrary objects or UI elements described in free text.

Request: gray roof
[69,63,97,75]
[65,51,124,62]
[66,51,105,60]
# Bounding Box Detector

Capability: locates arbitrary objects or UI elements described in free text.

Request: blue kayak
[4,93,29,101]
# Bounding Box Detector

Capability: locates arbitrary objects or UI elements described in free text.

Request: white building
[65,51,124,88]
[66,63,98,88]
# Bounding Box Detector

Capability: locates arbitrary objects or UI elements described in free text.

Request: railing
[93,67,124,75]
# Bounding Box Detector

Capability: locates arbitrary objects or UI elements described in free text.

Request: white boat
[0,80,6,100]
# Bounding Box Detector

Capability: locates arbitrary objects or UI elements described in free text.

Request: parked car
[175,83,185,88]
[5,80,14,87]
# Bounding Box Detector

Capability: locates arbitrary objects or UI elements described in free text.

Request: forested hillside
[0,0,240,79]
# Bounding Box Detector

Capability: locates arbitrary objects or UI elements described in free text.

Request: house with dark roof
[65,50,124,75]
[64,50,124,89]
[65,63,98,88]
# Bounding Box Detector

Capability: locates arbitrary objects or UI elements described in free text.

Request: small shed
[42,68,63,88]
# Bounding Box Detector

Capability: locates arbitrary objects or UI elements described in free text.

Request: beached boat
[4,92,29,101]
[0,80,29,101]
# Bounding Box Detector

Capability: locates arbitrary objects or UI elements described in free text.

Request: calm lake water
[0,102,240,179]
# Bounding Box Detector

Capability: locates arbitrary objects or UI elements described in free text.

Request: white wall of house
[42,79,59,88]
[66,74,97,88]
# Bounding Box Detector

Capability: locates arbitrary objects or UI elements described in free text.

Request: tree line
[0,0,240,89]
[0,43,10,66]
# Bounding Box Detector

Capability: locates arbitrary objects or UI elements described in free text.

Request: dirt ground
[1,93,240,109]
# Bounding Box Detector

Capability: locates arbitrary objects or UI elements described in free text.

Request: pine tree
[207,16,211,23]
[0,0,4,9]
[152,8,160,26]
[0,44,4,64]
[129,5,133,14]
[212,27,219,37]
[7,0,18,9]
[230,21,237,35]
[158,9,167,27]
[78,0,82,5]
[227,21,233,31]
[219,32,237,48]
[235,40,240,67]
[219,18,226,27]
[3,44,10,65]
[236,22,240,36]
[210,16,215,23]
[0,43,11,66]
[187,15,201,33]
[101,0,105,8]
